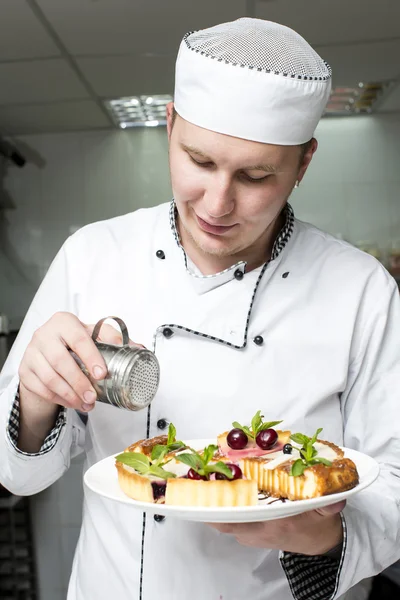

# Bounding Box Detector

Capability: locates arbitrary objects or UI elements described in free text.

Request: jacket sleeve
[0,238,86,496]
[334,269,400,596]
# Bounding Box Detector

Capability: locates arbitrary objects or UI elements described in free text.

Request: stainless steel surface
[72,316,160,411]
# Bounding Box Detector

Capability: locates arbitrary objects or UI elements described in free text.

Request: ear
[297,138,318,185]
[166,102,175,140]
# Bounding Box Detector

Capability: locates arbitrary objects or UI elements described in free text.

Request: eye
[242,173,271,184]
[189,155,214,168]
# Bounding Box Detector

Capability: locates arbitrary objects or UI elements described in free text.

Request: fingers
[19,312,107,412]
[315,500,346,516]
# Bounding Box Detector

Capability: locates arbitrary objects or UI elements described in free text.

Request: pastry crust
[241,440,359,500]
[165,477,258,507]
[115,462,156,503]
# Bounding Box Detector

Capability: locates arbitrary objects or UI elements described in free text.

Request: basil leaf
[115,452,150,475]
[175,452,204,471]
[259,420,283,431]
[205,462,234,479]
[202,444,218,466]
[151,445,169,463]
[290,433,309,446]
[290,459,306,477]
[312,457,332,467]
[311,427,323,446]
[232,421,244,430]
[167,423,177,446]
[232,422,254,439]
[148,465,176,479]
[168,441,185,452]
[251,410,263,436]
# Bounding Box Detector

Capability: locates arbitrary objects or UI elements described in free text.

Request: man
[1,17,399,600]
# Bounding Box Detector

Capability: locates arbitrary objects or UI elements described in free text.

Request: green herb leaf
[167,423,177,446]
[168,441,186,452]
[251,410,263,437]
[290,459,306,477]
[202,444,218,466]
[151,445,169,463]
[205,462,234,479]
[115,452,150,475]
[290,433,309,446]
[311,427,323,446]
[148,465,176,479]
[175,452,204,472]
[259,420,283,431]
[311,457,332,467]
[232,421,254,440]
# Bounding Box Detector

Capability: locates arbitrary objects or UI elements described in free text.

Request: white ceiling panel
[0,0,61,61]
[321,39,400,87]
[0,100,110,135]
[77,55,174,98]
[256,0,400,46]
[36,0,247,56]
[0,59,90,105]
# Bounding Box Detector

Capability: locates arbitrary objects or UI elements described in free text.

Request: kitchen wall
[2,112,400,599]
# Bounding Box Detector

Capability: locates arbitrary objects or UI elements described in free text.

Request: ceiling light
[105,95,172,128]
[323,81,395,117]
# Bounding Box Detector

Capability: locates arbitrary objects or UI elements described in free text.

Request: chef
[1,17,399,600]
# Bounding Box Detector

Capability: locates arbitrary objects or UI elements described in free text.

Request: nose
[203,174,234,219]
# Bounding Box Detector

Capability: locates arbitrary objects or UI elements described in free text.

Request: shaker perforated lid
[174,18,332,145]
[123,350,160,409]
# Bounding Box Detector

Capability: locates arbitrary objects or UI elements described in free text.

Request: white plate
[84,439,380,523]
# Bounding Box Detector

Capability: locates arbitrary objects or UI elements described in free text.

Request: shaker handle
[91,317,130,346]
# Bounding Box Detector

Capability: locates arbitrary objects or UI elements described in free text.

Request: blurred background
[1,1,400,599]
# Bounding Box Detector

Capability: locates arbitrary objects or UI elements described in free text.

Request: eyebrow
[181,143,277,173]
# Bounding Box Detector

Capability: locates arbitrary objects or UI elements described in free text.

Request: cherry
[216,463,243,480]
[187,468,207,481]
[256,428,278,450]
[227,428,248,450]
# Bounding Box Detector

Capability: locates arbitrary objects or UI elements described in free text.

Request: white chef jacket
[1,201,400,600]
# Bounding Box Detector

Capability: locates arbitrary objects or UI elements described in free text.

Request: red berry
[216,463,243,480]
[256,428,278,450]
[227,428,248,450]
[187,468,207,480]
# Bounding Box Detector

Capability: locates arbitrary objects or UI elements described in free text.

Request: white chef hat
[174,18,332,145]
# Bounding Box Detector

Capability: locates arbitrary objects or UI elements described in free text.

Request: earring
[294,180,300,189]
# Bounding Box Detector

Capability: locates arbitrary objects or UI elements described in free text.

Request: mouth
[196,215,236,235]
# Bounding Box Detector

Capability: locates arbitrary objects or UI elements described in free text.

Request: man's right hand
[18,312,111,414]
[17,312,131,453]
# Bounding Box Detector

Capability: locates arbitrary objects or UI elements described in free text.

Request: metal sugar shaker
[71,316,160,411]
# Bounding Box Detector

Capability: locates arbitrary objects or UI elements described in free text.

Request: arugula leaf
[175,452,204,471]
[290,459,306,477]
[148,465,176,479]
[205,462,234,479]
[167,423,176,446]
[115,452,150,475]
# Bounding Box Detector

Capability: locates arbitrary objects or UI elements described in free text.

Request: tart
[218,413,359,501]
[115,427,258,507]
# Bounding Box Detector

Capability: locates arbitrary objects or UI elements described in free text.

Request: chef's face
[166,104,316,263]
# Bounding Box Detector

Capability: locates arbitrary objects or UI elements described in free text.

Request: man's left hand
[208,500,345,555]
